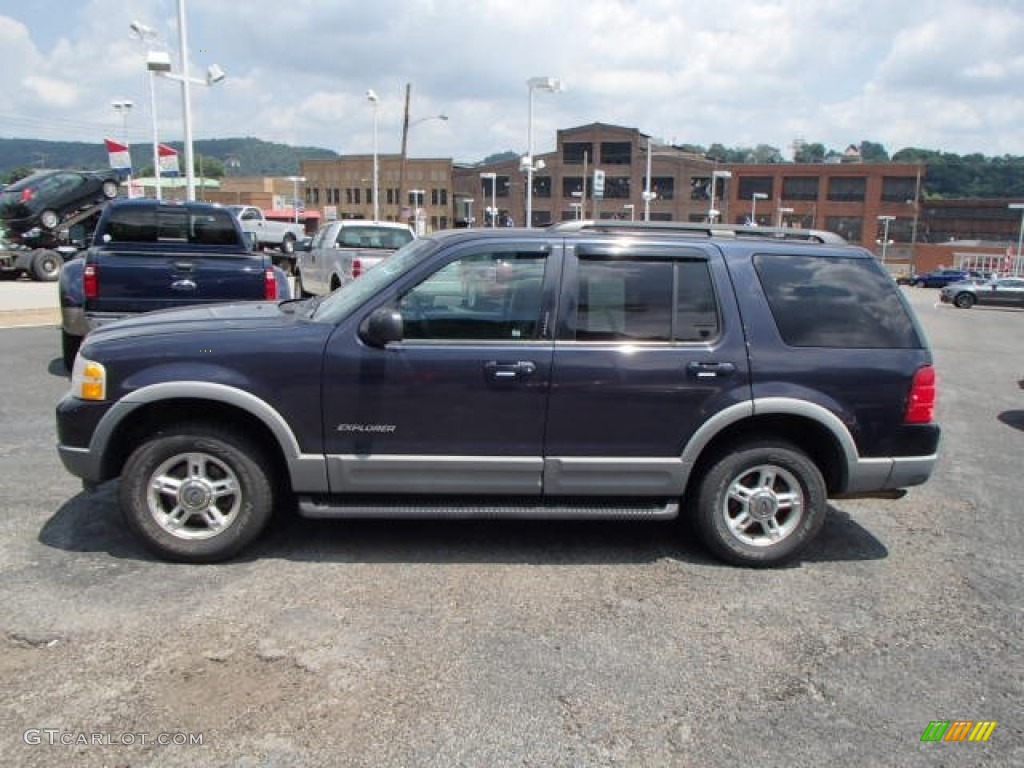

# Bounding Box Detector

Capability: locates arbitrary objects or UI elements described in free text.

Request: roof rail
[547,219,847,244]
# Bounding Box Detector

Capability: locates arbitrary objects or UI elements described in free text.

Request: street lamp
[750,192,768,226]
[409,189,425,235]
[287,176,306,223]
[399,111,447,224]
[480,172,497,228]
[130,21,164,199]
[525,76,562,228]
[1009,203,1024,277]
[146,1,226,201]
[708,170,732,222]
[464,198,474,227]
[877,215,896,264]
[777,206,794,228]
[366,89,379,221]
[623,204,635,221]
[111,100,133,188]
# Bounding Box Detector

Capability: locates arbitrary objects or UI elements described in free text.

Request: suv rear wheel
[119,424,275,563]
[694,440,827,567]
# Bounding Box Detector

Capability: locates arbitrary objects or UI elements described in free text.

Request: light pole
[112,100,133,189]
[643,137,657,221]
[410,189,425,235]
[464,198,474,227]
[1009,203,1024,276]
[130,21,163,199]
[480,172,497,228]
[877,215,896,264]
[708,170,732,222]
[777,206,794,228]
[525,76,562,228]
[750,192,768,226]
[366,89,379,221]
[399,111,447,223]
[623,204,635,221]
[288,176,306,223]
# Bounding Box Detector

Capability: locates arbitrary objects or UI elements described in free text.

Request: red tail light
[83,264,99,299]
[352,258,362,279]
[19,187,35,203]
[264,267,277,299]
[905,365,936,424]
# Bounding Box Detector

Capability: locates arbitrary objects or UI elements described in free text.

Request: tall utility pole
[398,83,411,223]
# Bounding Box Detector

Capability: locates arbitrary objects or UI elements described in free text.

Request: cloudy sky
[1,0,1023,165]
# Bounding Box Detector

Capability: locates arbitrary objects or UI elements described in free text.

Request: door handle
[485,360,537,380]
[686,361,736,378]
[171,279,198,292]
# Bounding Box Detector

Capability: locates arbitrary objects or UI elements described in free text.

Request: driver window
[399,250,547,340]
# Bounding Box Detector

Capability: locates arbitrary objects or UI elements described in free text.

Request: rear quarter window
[754,253,921,349]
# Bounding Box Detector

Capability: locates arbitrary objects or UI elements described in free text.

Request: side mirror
[359,306,403,348]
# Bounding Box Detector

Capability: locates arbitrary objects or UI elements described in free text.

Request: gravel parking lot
[0,287,1021,767]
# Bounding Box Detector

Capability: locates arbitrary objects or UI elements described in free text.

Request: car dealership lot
[0,288,1022,767]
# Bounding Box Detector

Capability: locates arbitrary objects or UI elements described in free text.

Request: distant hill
[0,137,338,179]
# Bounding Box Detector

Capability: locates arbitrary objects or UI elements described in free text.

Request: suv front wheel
[694,441,827,567]
[119,424,275,563]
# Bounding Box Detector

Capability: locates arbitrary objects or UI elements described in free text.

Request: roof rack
[547,220,847,244]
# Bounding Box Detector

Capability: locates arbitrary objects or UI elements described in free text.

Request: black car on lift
[0,169,119,236]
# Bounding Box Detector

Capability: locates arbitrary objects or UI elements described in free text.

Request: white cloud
[1,0,1023,162]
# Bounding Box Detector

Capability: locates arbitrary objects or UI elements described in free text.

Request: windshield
[311,237,438,323]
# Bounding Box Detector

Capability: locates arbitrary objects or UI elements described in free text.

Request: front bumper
[55,393,115,486]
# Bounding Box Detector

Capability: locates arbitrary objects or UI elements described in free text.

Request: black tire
[61,330,81,372]
[101,180,118,199]
[280,234,296,255]
[953,292,975,309]
[914,280,926,288]
[31,249,61,281]
[693,440,827,567]
[39,209,60,230]
[119,424,275,563]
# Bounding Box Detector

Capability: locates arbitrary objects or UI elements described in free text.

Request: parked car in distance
[0,169,119,236]
[940,276,1024,309]
[905,268,980,288]
[294,220,415,297]
[228,205,306,258]
[56,220,940,567]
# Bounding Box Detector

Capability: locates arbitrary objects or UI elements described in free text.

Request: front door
[321,240,558,494]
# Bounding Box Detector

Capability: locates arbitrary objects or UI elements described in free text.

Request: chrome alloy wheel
[721,464,804,547]
[147,452,242,540]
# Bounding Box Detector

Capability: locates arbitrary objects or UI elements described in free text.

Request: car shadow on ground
[47,356,68,378]
[39,483,888,568]
[997,410,1024,432]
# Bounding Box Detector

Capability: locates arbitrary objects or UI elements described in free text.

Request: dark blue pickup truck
[59,198,291,370]
[56,221,940,567]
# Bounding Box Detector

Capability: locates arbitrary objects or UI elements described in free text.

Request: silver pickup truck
[293,220,415,297]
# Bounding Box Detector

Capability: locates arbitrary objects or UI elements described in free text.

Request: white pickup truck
[228,205,306,258]
[294,220,415,297]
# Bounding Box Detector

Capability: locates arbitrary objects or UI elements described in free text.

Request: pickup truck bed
[59,199,290,370]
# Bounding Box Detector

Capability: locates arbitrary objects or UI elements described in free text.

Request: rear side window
[571,257,719,342]
[102,207,239,245]
[754,254,921,348]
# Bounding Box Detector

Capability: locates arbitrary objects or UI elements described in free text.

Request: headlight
[70,355,106,401]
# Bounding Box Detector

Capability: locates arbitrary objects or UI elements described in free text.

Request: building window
[600,142,632,165]
[825,215,863,241]
[562,177,585,199]
[603,176,631,199]
[532,176,552,198]
[782,177,819,201]
[496,176,510,198]
[530,209,553,227]
[882,176,917,203]
[827,177,867,202]
[648,177,674,201]
[563,142,594,165]
[365,187,373,204]
[737,176,774,200]
[691,176,710,201]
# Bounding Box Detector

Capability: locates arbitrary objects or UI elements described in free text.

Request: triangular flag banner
[158,144,180,177]
[104,138,131,171]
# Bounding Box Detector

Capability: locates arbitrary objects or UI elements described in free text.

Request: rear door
[88,205,268,314]
[543,240,750,496]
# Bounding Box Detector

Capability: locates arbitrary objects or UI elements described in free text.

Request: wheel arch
[681,401,853,498]
[91,382,325,492]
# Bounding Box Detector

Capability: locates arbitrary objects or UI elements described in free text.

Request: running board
[298,496,679,520]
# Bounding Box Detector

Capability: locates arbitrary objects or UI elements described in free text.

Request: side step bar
[298,496,680,520]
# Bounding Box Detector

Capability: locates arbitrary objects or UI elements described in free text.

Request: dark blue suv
[56,221,940,566]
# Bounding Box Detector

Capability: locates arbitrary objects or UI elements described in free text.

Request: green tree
[859,141,889,162]
[3,166,34,184]
[794,143,826,163]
